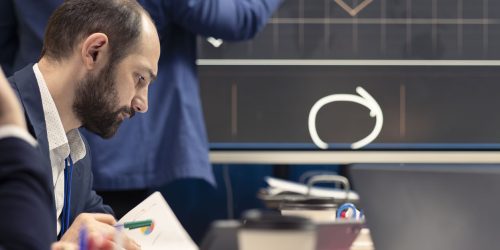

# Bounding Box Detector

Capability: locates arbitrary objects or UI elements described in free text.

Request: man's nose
[131,89,148,113]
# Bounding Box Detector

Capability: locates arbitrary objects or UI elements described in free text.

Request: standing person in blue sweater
[0,0,283,241]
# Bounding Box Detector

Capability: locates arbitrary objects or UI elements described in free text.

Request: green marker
[115,219,153,230]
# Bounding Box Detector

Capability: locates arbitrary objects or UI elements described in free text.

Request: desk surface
[210,151,500,164]
[350,229,374,250]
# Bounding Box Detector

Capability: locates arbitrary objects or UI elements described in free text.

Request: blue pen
[79,226,87,250]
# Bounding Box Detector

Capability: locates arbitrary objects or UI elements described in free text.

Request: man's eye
[137,75,146,86]
[137,75,145,83]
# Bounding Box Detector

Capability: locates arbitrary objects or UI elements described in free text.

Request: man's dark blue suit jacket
[7,64,114,239]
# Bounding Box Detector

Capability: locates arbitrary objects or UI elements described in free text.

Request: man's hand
[59,213,140,250]
[52,232,115,250]
[0,68,26,128]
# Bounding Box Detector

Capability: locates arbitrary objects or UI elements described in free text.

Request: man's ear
[81,33,109,70]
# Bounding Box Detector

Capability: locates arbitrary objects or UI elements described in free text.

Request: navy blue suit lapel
[8,64,58,240]
[9,64,53,183]
[10,65,51,168]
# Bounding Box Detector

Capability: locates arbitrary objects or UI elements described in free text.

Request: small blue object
[79,225,87,250]
[336,203,363,219]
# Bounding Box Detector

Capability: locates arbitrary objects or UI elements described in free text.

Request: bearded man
[7,0,160,249]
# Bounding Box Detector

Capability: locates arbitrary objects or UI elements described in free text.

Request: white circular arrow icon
[308,86,384,150]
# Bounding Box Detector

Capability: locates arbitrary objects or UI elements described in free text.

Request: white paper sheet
[265,176,360,200]
[118,192,199,250]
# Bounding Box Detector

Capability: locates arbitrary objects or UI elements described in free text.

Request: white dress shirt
[33,64,86,235]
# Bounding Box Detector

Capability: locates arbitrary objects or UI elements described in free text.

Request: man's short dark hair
[41,0,146,64]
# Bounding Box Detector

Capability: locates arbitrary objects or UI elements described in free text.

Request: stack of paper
[265,176,359,201]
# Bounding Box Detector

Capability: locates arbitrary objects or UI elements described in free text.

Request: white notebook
[118,192,198,250]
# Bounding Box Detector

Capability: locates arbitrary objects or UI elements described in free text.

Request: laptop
[350,163,500,250]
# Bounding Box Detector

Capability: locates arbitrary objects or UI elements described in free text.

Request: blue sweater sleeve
[163,0,283,41]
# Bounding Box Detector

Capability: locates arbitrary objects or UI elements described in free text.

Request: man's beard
[73,63,135,139]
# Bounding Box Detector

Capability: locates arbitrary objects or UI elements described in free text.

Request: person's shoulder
[0,137,47,179]
[0,136,32,153]
[6,63,36,87]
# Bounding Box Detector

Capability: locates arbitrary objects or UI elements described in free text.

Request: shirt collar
[33,63,86,163]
